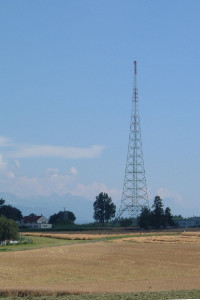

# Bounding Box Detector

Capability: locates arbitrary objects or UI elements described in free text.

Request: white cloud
[14,160,21,168]
[0,136,109,199]
[0,154,15,179]
[70,166,78,175]
[0,164,121,201]
[8,144,104,159]
[0,154,6,170]
[6,171,15,179]
[0,136,105,160]
[0,136,11,147]
[7,169,75,197]
[156,187,183,204]
[70,182,122,202]
[45,168,59,176]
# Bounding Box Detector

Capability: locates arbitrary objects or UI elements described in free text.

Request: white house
[21,215,52,229]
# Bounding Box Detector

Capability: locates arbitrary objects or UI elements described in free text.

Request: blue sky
[0,0,200,216]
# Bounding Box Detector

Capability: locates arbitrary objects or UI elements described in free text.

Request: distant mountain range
[0,192,94,224]
[0,192,195,224]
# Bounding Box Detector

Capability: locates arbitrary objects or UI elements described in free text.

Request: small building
[179,217,200,228]
[21,215,52,229]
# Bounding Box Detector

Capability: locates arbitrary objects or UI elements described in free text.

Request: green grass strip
[0,289,200,299]
[0,236,86,252]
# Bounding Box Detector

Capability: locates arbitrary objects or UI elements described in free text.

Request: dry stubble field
[0,231,200,296]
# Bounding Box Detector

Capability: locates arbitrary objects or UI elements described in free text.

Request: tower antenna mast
[116,61,149,220]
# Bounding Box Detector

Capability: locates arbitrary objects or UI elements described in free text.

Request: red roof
[23,215,42,223]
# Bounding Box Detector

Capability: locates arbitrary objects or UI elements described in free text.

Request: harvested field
[22,232,125,240]
[0,232,200,295]
[122,232,200,244]
[182,231,200,237]
[22,231,179,241]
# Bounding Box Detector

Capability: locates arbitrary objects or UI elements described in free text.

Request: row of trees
[138,196,174,229]
[0,198,77,226]
[0,198,77,241]
[93,193,175,229]
[0,193,175,242]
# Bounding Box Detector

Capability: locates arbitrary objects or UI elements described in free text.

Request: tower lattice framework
[117,61,149,219]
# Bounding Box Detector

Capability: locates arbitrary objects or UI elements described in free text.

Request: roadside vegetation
[0,289,200,299]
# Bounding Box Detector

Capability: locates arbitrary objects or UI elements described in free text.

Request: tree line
[93,193,176,229]
[138,196,174,229]
[0,192,180,242]
[0,198,78,241]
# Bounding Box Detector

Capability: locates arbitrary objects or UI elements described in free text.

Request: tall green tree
[0,198,5,207]
[0,205,23,221]
[0,216,19,241]
[93,192,116,224]
[165,207,175,226]
[151,196,165,228]
[172,215,183,226]
[0,199,22,221]
[138,206,151,229]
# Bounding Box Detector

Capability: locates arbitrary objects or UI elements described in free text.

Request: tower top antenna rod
[134,60,137,75]
[133,60,138,103]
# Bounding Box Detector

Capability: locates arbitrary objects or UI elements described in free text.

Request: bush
[0,216,19,242]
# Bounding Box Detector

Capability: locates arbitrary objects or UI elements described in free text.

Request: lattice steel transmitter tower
[116,61,149,220]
